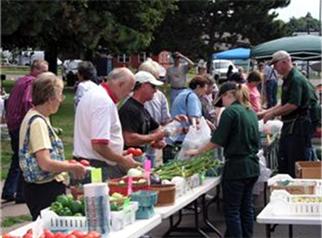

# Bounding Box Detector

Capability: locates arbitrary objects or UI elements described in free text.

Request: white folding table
[257,203,322,238]
[155,177,223,238]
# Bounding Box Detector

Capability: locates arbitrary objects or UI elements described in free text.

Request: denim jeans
[2,128,25,201]
[265,79,278,108]
[222,177,258,238]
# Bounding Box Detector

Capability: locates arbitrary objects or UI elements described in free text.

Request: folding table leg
[288,225,293,238]
[265,224,271,238]
[201,194,223,238]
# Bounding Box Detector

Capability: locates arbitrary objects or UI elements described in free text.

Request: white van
[212,59,238,83]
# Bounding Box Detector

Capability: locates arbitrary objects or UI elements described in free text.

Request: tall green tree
[149,0,290,63]
[286,13,321,34]
[2,0,176,72]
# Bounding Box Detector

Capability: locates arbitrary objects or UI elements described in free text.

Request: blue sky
[272,0,320,21]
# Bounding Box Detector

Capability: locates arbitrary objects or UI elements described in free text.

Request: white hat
[135,71,163,86]
[270,50,290,65]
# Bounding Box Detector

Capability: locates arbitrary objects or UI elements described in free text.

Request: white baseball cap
[135,71,164,86]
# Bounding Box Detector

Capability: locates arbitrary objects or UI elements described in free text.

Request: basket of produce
[108,176,148,196]
[49,194,85,217]
[270,190,322,216]
[110,201,139,231]
[270,180,316,195]
[42,194,87,231]
[149,184,176,206]
[110,192,129,211]
[268,174,322,195]
[41,208,88,231]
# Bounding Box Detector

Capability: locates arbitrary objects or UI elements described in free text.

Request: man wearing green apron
[259,50,313,177]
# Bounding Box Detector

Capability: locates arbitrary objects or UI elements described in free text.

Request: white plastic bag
[253,149,272,195]
[258,119,283,135]
[177,117,211,160]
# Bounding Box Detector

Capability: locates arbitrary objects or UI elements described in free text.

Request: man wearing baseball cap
[258,50,315,177]
[119,71,167,153]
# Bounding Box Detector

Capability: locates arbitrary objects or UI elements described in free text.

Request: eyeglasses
[147,83,156,89]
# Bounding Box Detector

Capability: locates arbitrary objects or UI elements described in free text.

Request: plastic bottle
[83,183,110,237]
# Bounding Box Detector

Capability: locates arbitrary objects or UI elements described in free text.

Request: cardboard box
[295,161,322,179]
[270,183,315,195]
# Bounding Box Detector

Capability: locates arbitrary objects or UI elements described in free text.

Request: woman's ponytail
[235,84,252,109]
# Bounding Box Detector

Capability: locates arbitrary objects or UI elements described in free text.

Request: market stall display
[7,175,222,238]
[257,174,322,238]
[153,151,223,180]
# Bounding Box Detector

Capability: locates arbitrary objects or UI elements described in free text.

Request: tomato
[44,229,54,238]
[80,160,90,167]
[127,147,136,155]
[53,232,66,238]
[3,234,14,238]
[87,231,101,238]
[69,160,78,164]
[133,148,143,157]
[71,230,86,238]
[83,234,94,238]
[66,235,77,238]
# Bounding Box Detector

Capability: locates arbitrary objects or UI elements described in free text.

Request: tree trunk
[45,48,58,74]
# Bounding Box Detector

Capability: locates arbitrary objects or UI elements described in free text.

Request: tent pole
[307,61,310,79]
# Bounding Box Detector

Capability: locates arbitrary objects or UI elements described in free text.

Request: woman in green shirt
[186,82,259,238]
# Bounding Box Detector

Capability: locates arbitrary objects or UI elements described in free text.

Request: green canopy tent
[250,35,322,61]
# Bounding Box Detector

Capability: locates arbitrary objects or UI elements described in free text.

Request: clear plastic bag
[163,120,182,142]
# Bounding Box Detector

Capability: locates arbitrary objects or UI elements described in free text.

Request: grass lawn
[1,79,75,179]
[1,65,62,76]
[1,66,29,75]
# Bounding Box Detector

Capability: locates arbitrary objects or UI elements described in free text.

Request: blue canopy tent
[213,47,251,60]
[212,48,251,73]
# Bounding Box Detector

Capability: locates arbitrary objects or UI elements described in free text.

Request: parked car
[211,59,238,83]
[62,59,82,86]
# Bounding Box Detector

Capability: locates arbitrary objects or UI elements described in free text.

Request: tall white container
[83,183,110,237]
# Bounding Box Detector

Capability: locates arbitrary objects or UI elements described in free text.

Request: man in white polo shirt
[73,67,140,180]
